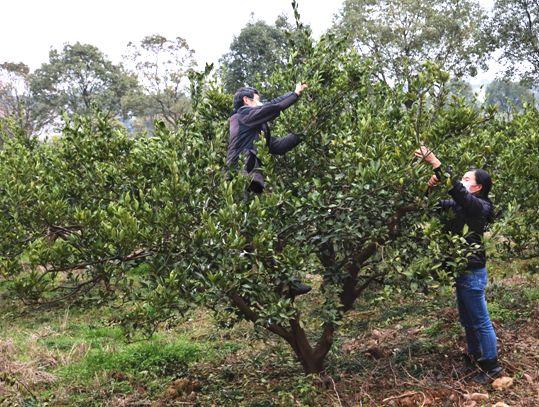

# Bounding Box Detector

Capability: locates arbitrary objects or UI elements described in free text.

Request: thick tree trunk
[291,206,418,373]
[287,320,327,374]
[228,204,418,374]
[293,349,325,374]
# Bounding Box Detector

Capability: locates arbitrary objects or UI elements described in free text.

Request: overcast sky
[1,0,497,88]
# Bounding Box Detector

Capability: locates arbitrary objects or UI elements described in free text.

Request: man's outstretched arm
[240,83,307,128]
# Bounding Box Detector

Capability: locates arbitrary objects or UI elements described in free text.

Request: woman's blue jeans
[455,267,498,360]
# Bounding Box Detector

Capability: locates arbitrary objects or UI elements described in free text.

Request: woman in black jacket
[415,146,503,384]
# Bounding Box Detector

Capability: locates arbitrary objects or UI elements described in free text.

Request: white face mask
[255,100,263,107]
[461,180,474,192]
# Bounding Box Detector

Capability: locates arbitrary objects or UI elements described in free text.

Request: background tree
[220,15,300,94]
[333,0,489,87]
[487,0,539,86]
[446,79,476,105]
[123,35,196,131]
[0,62,40,135]
[29,43,139,130]
[484,79,535,115]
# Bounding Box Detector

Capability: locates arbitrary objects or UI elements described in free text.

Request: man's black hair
[233,87,260,112]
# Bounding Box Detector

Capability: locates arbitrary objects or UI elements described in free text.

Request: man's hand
[414,145,441,168]
[295,82,308,96]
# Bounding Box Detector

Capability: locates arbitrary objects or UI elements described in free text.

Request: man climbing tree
[226,82,311,297]
[227,82,308,194]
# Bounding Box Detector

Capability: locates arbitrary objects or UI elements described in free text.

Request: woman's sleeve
[437,199,455,211]
[433,165,487,215]
[448,181,489,215]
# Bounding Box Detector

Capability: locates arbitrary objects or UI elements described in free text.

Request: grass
[0,304,238,406]
[59,339,203,381]
[0,259,537,406]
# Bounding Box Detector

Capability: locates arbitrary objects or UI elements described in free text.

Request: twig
[436,381,468,397]
[359,363,378,405]
[401,365,468,397]
[328,375,343,407]
[382,390,420,403]
[419,391,427,407]
[389,360,398,386]
[8,374,37,401]
[402,365,422,384]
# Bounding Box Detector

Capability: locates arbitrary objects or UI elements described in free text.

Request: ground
[0,259,538,406]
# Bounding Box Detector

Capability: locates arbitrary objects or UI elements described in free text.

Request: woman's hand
[427,174,440,188]
[295,83,308,96]
[414,145,441,168]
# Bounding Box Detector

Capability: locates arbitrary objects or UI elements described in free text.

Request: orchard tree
[333,0,489,87]
[29,43,139,129]
[489,107,539,261]
[124,35,196,131]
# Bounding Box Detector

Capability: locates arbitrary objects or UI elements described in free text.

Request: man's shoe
[289,280,312,297]
[471,358,503,384]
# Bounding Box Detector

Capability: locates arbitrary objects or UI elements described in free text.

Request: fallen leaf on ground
[492,376,514,390]
[469,392,489,401]
[523,373,534,384]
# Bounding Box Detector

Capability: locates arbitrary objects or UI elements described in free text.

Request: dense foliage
[1,9,538,374]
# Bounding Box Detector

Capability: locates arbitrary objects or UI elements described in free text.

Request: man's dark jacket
[438,179,494,270]
[227,92,301,192]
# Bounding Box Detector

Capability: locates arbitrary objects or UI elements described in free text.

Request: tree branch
[228,292,291,341]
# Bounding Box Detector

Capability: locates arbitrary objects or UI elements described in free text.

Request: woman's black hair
[233,87,260,113]
[474,168,496,223]
[472,168,492,198]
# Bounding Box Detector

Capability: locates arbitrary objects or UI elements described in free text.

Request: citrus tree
[490,106,539,262]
